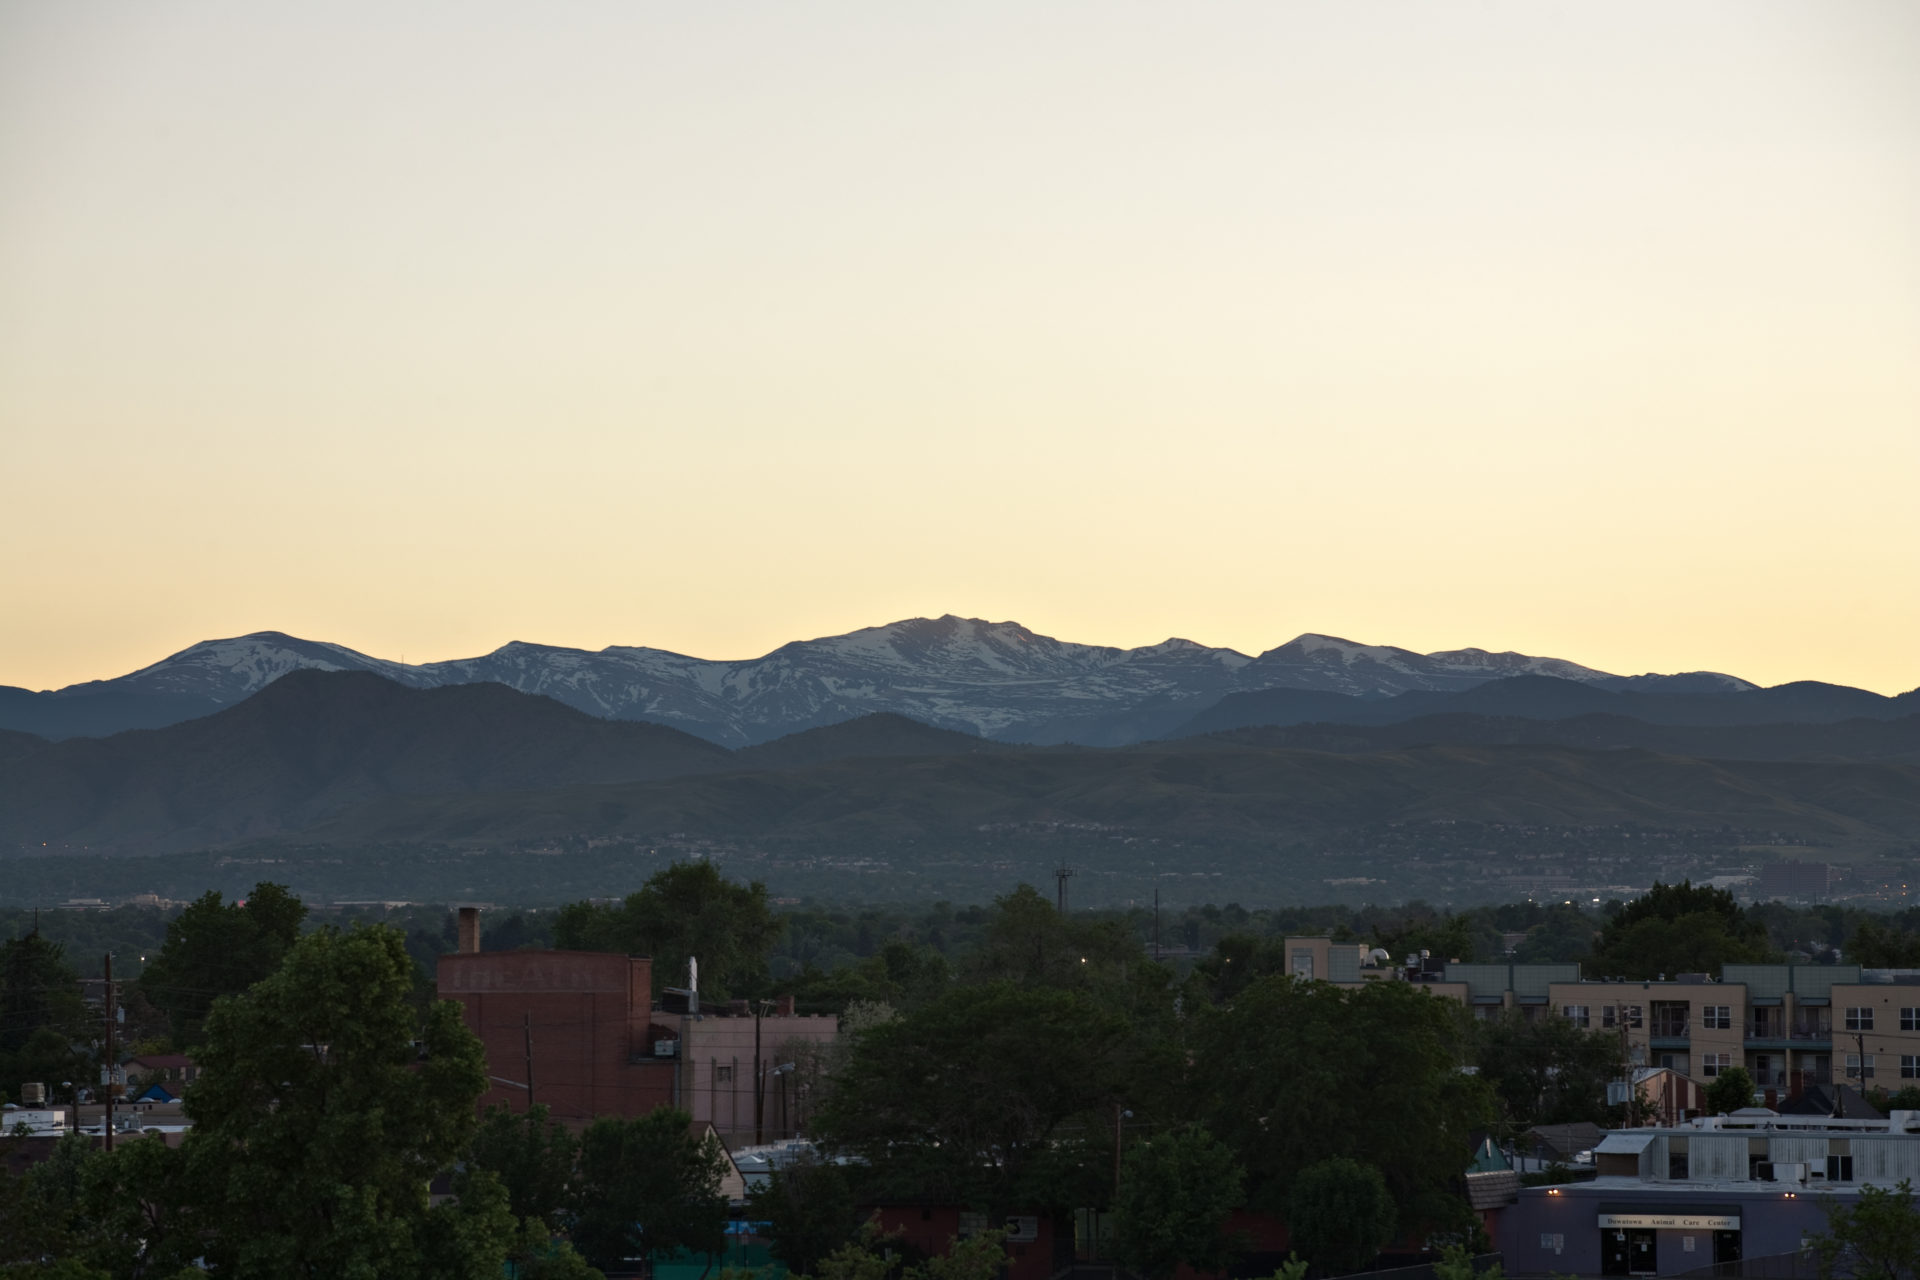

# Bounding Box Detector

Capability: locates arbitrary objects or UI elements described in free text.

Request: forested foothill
[14,871,1920,1276]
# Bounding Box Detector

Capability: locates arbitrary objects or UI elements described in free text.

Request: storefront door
[1602,1229,1658,1276]
[1714,1231,1742,1265]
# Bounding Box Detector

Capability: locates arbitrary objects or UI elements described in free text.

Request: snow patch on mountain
[30,617,1758,747]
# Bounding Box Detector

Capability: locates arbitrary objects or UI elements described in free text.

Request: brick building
[438,946,677,1120]
[436,909,839,1135]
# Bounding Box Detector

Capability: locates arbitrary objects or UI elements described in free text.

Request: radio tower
[1053,865,1075,913]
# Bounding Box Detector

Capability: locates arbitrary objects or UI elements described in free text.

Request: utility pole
[1153,889,1160,962]
[1113,1103,1129,1199]
[103,953,115,1152]
[523,1012,536,1110]
[754,1000,764,1145]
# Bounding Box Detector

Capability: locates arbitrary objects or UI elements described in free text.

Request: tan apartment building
[1283,937,1920,1094]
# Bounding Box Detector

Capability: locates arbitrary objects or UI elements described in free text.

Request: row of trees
[0,869,1816,1278]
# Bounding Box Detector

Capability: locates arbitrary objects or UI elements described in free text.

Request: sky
[2,2,1916,694]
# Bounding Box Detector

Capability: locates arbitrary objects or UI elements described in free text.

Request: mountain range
[5,669,1920,859]
[0,615,1811,747]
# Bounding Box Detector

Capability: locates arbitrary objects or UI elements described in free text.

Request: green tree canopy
[1112,1124,1246,1280]
[1286,1158,1397,1276]
[779,939,953,1016]
[1192,977,1490,1235]
[135,881,307,1049]
[1474,1010,1625,1130]
[462,1102,580,1228]
[1704,1066,1757,1118]
[1,928,91,1105]
[1811,1177,1920,1280]
[572,1107,729,1273]
[747,1153,863,1278]
[1586,881,1772,979]
[814,981,1133,1215]
[180,923,514,1276]
[553,861,779,1000]
[1850,920,1920,968]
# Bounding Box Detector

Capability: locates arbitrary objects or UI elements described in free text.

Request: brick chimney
[775,994,796,1017]
[457,906,481,954]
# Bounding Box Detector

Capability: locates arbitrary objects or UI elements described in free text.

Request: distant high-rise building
[1757,860,1831,901]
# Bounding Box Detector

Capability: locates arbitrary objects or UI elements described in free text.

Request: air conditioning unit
[1769,1162,1809,1184]
[654,1040,679,1057]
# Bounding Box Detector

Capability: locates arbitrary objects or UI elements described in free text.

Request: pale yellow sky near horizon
[2,2,1917,694]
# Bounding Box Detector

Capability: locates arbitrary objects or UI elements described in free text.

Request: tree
[1434,1243,1501,1280]
[572,1108,729,1274]
[1704,1066,1757,1117]
[1585,881,1771,980]
[0,928,89,1102]
[179,923,515,1276]
[1186,934,1292,1006]
[1810,1178,1920,1280]
[1286,1158,1396,1276]
[748,1154,862,1277]
[779,940,952,1016]
[553,862,779,1000]
[0,1133,90,1275]
[813,982,1132,1215]
[1112,1124,1246,1280]
[1474,1011,1624,1130]
[1850,920,1920,968]
[136,882,307,1048]
[462,1102,580,1227]
[1192,977,1491,1236]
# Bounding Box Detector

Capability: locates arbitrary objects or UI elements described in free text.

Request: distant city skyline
[3,3,1916,695]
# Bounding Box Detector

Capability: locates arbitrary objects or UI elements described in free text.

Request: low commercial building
[1496,1110,1920,1275]
[437,909,838,1136]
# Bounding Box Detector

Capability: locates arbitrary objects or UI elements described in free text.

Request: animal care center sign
[1596,1215,1740,1230]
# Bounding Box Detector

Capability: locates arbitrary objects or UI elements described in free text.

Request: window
[1668,1137,1689,1181]
[1905,1056,1920,1079]
[1847,1007,1875,1032]
[1291,950,1314,980]
[1564,1005,1590,1028]
[714,1065,733,1083]
[1703,1005,1732,1030]
[1903,1008,1920,1032]
[1827,1155,1855,1182]
[1847,1053,1876,1080]
[1602,1003,1642,1029]
[1702,1052,1732,1078]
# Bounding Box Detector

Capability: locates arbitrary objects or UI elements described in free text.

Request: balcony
[1649,1015,1690,1047]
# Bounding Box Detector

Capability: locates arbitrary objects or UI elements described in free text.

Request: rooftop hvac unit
[654,1040,679,1057]
[1763,1162,1809,1184]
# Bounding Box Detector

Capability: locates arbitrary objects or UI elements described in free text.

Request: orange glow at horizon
[2,2,1916,695]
